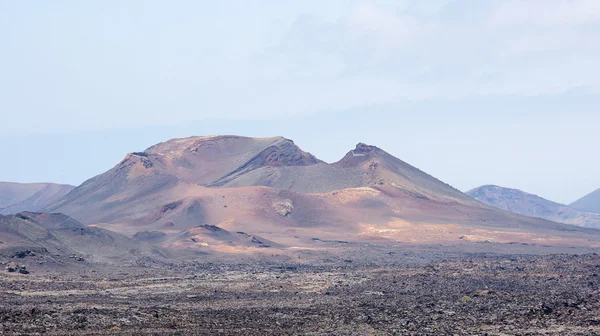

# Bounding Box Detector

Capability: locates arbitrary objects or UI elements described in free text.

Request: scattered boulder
[541,304,554,315]
[68,255,85,262]
[6,262,29,274]
[6,262,18,272]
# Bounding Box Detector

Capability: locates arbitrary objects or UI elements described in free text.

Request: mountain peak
[355,142,377,152]
[333,143,375,167]
[467,185,560,205]
[570,188,600,213]
[120,151,154,169]
[102,135,322,188]
[468,185,522,195]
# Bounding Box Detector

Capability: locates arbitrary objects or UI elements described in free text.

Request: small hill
[162,224,280,252]
[467,185,600,228]
[0,182,74,215]
[570,189,600,214]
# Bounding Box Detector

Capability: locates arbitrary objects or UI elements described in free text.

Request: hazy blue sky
[1,0,600,204]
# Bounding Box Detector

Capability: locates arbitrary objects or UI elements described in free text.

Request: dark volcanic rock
[2,254,600,334]
[5,262,18,272]
[5,262,28,274]
[132,231,168,242]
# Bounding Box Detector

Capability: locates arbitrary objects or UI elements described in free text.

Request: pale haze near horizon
[1,0,600,205]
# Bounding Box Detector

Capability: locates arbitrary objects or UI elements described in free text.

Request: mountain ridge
[467,185,600,228]
[0,182,75,215]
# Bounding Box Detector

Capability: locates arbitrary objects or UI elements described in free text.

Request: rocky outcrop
[273,200,293,217]
[5,262,29,274]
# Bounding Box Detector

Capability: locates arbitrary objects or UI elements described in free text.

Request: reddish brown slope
[46,135,321,223]
[46,135,476,224]
[333,143,475,204]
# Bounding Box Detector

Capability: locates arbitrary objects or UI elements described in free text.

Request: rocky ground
[1,253,600,335]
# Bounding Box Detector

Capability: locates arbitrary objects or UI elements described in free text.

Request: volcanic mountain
[467,185,600,229]
[0,182,74,215]
[570,188,600,214]
[45,135,600,249]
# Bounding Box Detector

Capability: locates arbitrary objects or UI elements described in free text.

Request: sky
[1,0,600,204]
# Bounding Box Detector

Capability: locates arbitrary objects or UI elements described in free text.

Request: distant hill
[0,182,75,215]
[467,185,600,228]
[0,211,168,263]
[570,189,600,214]
[42,135,600,250]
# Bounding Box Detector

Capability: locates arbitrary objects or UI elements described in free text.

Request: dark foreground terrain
[2,253,600,335]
